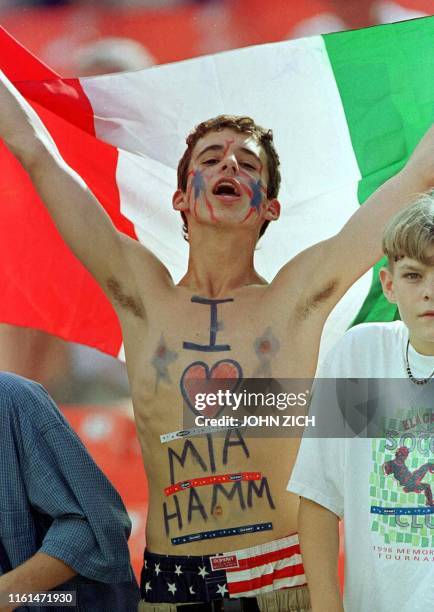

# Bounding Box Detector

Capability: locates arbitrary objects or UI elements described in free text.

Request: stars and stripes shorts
[139,533,309,609]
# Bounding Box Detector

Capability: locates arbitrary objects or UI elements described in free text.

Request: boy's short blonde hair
[382,192,434,267]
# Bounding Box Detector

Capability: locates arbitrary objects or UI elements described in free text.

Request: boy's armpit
[106,277,145,319]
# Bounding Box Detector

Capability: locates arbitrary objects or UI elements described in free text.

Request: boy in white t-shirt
[287,195,434,612]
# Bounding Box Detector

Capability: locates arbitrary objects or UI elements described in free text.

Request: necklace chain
[405,340,434,385]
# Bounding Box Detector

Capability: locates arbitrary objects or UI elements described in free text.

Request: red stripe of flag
[227,562,306,595]
[15,78,96,136]
[226,543,301,572]
[0,28,137,355]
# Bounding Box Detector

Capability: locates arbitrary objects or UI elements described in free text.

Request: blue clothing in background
[0,372,140,611]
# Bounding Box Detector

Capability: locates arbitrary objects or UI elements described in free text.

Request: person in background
[74,37,155,76]
[0,371,140,612]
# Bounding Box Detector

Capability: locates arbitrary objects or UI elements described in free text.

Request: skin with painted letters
[2,75,434,554]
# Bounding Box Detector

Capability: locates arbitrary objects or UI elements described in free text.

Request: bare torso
[117,278,325,555]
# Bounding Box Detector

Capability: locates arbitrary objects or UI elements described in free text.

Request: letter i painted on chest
[183,296,233,352]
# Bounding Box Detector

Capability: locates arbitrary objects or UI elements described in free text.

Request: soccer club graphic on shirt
[383,447,434,507]
[370,408,434,551]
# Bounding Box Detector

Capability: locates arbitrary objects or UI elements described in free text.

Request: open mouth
[212,179,241,198]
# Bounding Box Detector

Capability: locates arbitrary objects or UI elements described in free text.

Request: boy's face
[380,247,434,354]
[172,128,280,232]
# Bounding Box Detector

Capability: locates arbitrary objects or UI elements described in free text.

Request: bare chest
[132,293,289,393]
[119,290,317,551]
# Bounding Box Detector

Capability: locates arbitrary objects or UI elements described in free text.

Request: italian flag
[1,17,433,359]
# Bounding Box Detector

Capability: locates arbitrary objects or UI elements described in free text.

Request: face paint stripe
[222,138,235,158]
[205,196,218,223]
[249,179,263,210]
[241,183,253,198]
[186,180,193,203]
[238,169,252,180]
[242,207,256,223]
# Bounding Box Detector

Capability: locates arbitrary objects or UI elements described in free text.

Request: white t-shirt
[288,321,434,612]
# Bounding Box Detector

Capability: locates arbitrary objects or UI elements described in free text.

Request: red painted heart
[180,359,243,418]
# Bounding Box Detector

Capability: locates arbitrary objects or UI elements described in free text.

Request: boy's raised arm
[298,497,344,612]
[0,71,134,291]
[273,125,434,313]
[326,124,434,286]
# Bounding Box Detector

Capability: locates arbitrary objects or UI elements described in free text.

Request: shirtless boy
[1,72,434,611]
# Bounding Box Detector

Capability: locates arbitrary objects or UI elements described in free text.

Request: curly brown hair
[177,115,281,241]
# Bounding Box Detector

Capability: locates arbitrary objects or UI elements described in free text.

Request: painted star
[254,327,280,359]
[152,333,178,390]
[198,565,209,578]
[154,563,161,576]
[189,586,196,595]
[144,581,152,593]
[216,583,228,597]
[167,582,177,595]
[253,326,281,376]
[174,564,183,576]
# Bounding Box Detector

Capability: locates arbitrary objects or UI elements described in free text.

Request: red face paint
[205,195,218,222]
[222,138,235,157]
[241,207,256,223]
[184,130,269,227]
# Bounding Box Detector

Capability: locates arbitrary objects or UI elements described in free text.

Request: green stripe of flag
[324,16,434,326]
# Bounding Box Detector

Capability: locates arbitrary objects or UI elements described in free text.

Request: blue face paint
[249,179,263,210]
[192,170,205,200]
